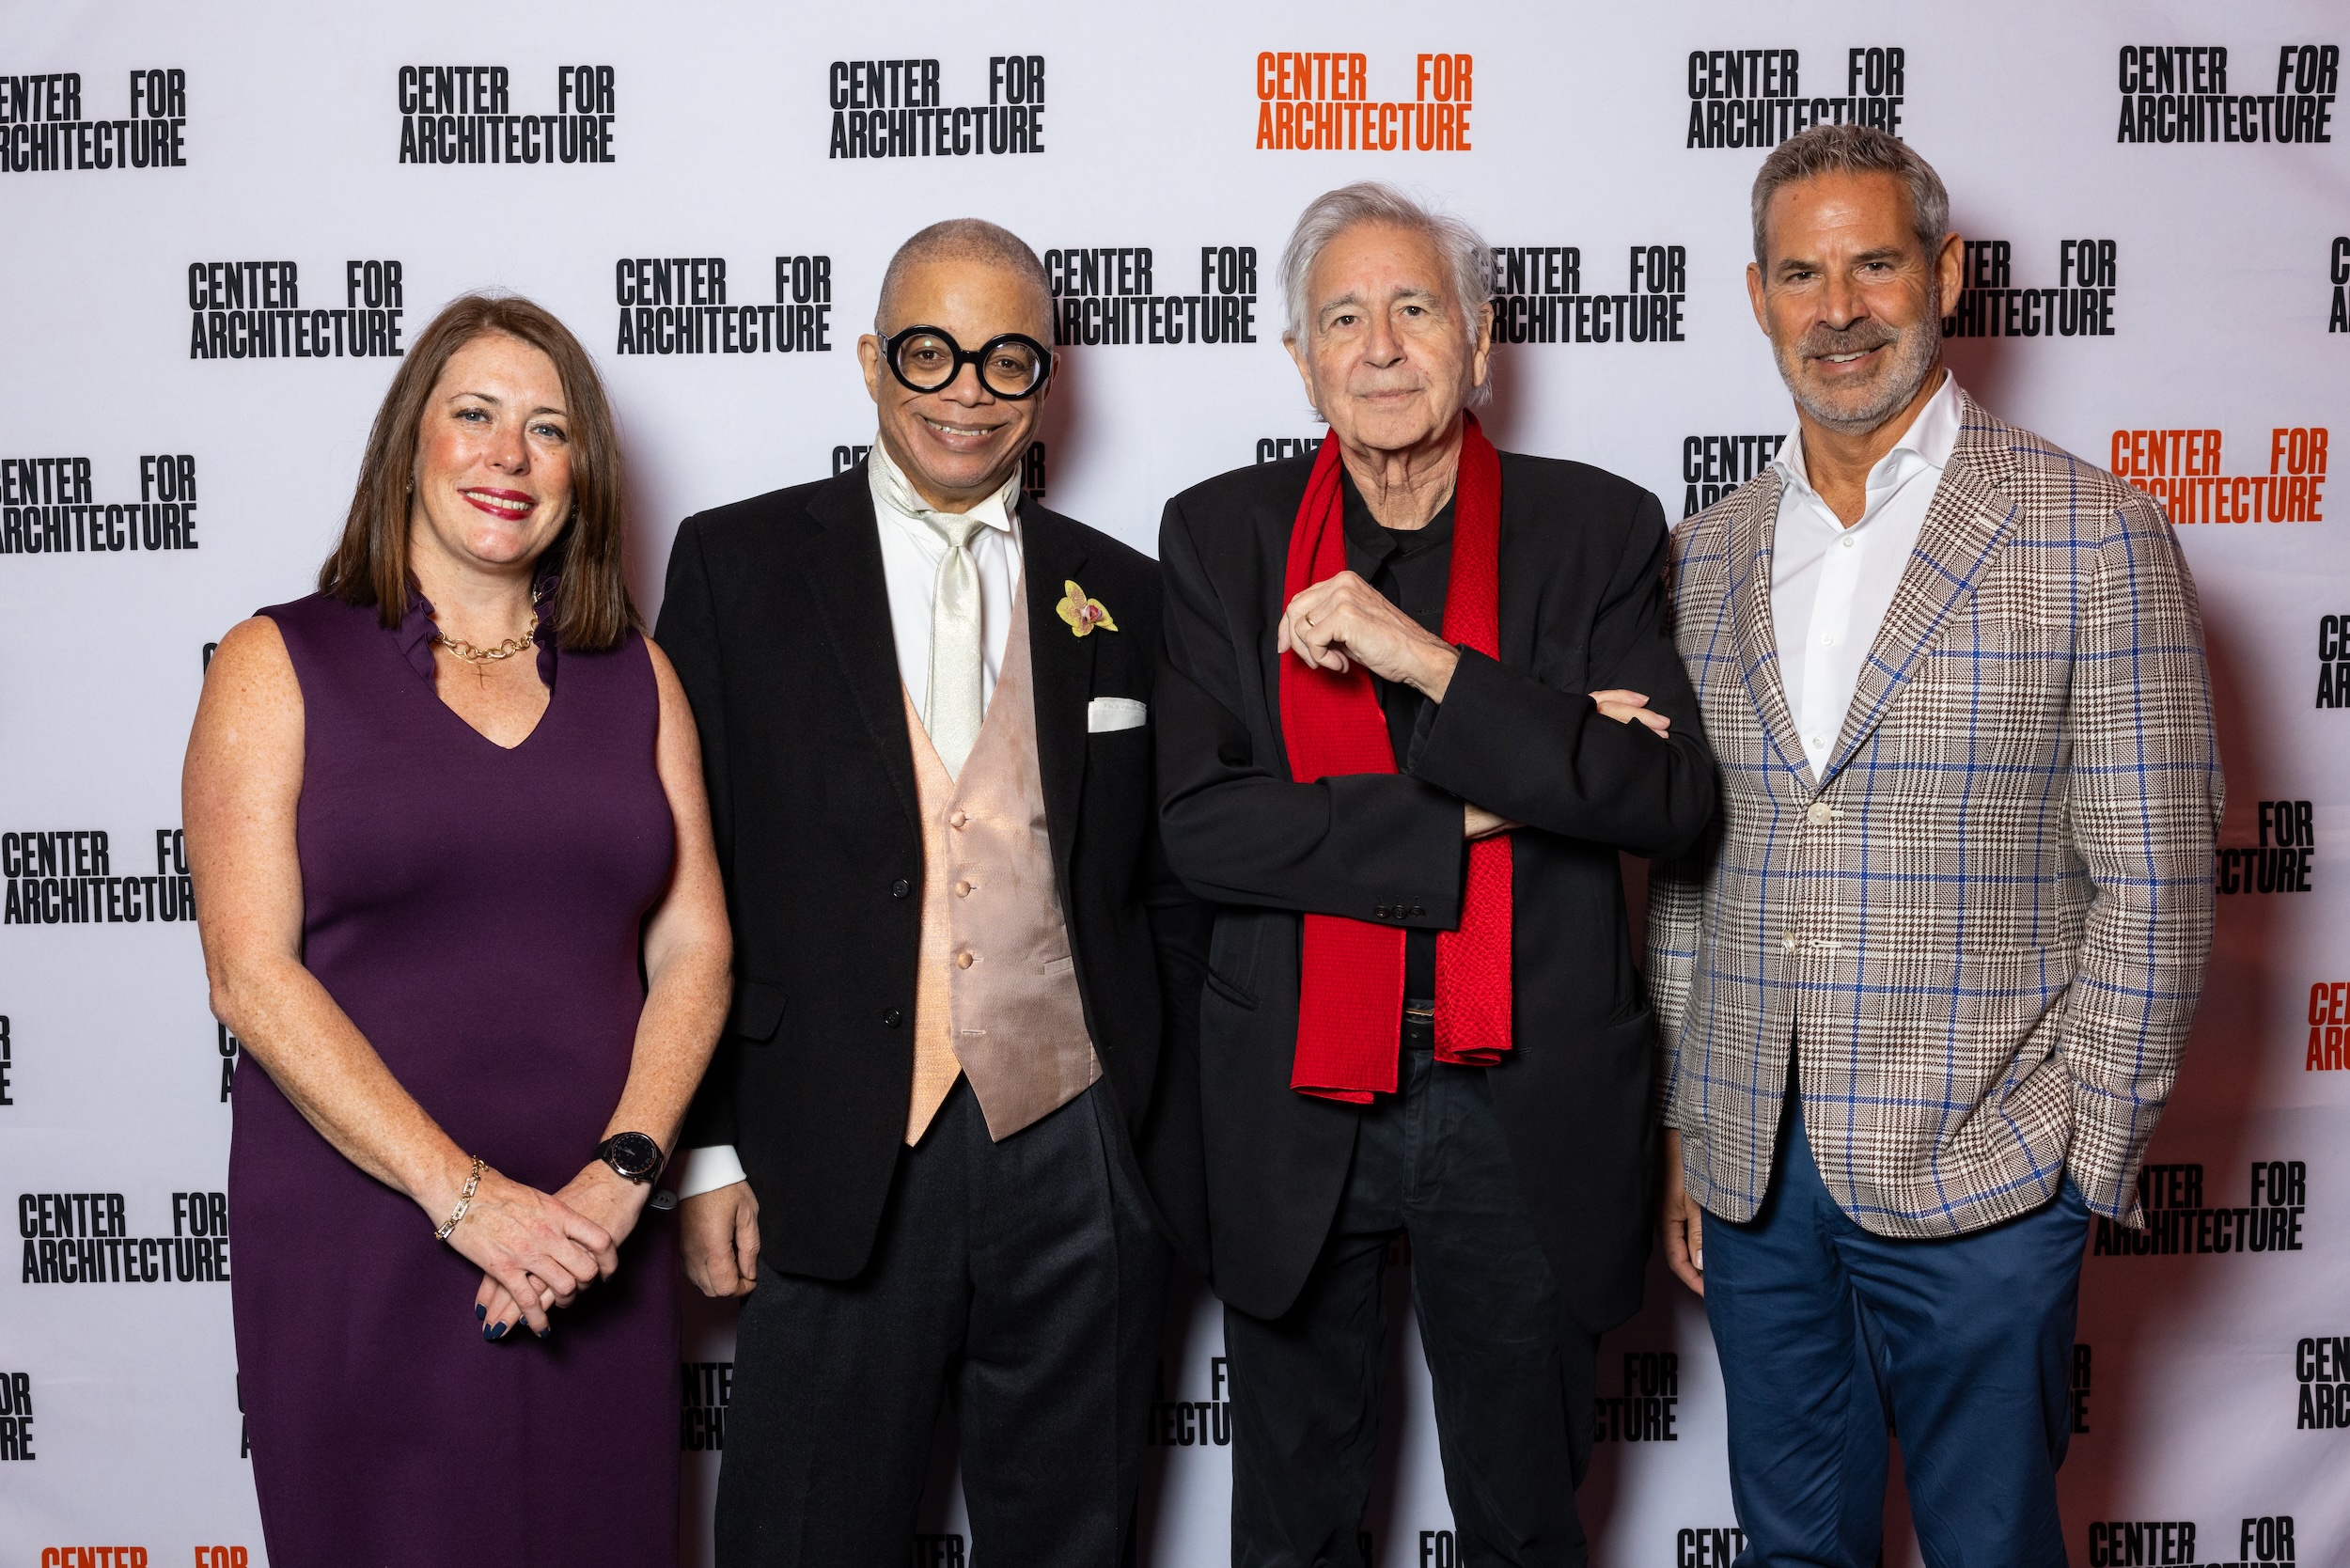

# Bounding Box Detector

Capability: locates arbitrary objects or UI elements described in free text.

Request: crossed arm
[1157,493,1713,923]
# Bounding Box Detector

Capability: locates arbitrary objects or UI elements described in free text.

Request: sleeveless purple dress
[230,586,679,1567]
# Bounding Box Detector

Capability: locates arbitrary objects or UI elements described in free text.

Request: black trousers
[716,1078,1167,1568]
[1226,1012,1599,1568]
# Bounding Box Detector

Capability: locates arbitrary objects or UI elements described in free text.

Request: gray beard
[1780,298,1943,436]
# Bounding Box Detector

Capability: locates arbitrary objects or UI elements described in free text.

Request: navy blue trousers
[1702,1104,2090,1568]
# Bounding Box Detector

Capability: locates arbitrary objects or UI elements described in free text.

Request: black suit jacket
[1156,450,1716,1329]
[658,464,1213,1280]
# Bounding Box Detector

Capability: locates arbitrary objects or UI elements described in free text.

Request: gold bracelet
[434,1156,486,1241]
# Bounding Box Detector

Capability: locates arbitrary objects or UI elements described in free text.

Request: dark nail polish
[474,1303,487,1321]
[535,1325,550,1341]
[485,1322,508,1341]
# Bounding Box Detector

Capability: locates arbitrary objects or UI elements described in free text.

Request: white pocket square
[1088,697,1149,733]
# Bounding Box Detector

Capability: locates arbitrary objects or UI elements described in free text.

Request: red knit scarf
[1277,414,1513,1103]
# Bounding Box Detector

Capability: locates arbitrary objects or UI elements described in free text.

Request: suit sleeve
[1640,519,1716,1125]
[1156,494,1466,927]
[1644,827,1715,1130]
[1136,755,1217,1276]
[652,515,740,1152]
[2060,491,2223,1225]
[1408,490,1716,860]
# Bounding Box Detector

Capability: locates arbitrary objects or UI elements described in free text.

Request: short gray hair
[875,217,1050,334]
[1279,182,1492,400]
[1750,125,1950,269]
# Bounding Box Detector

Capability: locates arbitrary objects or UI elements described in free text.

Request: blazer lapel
[799,467,920,834]
[1017,500,1093,886]
[1497,480,1539,674]
[1721,471,1817,793]
[1820,394,2021,788]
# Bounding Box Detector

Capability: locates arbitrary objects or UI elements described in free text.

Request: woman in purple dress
[183,293,730,1566]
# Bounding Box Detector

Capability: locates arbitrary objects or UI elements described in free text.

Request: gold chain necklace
[434,610,539,665]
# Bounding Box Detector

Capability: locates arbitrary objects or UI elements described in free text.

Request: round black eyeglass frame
[882,325,1054,399]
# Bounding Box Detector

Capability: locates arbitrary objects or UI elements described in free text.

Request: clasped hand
[443,1162,649,1339]
[1278,572,1460,698]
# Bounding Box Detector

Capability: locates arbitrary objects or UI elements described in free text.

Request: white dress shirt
[1770,372,1963,779]
[666,442,1027,1201]
[866,435,1026,723]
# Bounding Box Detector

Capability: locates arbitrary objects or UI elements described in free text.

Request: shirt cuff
[666,1144,747,1200]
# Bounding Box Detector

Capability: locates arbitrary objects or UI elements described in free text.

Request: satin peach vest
[901,585,1100,1143]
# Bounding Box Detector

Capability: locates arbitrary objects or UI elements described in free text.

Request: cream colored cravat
[921,510,987,776]
[866,440,1022,772]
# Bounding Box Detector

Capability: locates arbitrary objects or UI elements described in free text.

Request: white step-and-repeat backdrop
[3,1,2343,1563]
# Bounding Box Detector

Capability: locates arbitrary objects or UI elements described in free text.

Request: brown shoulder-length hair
[319,291,636,651]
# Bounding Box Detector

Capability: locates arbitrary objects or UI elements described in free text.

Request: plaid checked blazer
[1646,391,2222,1235]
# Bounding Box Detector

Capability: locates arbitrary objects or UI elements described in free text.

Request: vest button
[949,810,969,829]
[891,878,911,898]
[883,1008,903,1027]
[954,880,972,897]
[955,952,975,969]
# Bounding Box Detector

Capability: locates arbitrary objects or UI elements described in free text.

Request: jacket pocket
[1203,915,1264,1010]
[1202,968,1259,1011]
[728,979,789,1043]
[1087,696,1150,732]
[1536,638,1590,692]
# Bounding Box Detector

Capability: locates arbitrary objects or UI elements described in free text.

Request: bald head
[858,219,1057,518]
[875,218,1052,337]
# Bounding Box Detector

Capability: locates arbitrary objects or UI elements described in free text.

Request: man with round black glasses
[655,218,1211,1566]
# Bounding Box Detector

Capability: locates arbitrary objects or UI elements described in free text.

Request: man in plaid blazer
[1648,126,2222,1566]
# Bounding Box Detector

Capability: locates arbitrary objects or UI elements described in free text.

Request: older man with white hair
[1156,182,1716,1566]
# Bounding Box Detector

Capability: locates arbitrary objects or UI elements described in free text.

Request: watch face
[603,1132,663,1181]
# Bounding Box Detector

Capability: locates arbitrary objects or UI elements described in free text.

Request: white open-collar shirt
[1769,371,1963,780]
[666,440,1026,1201]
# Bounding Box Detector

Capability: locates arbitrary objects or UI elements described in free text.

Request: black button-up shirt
[1340,472,1456,1001]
